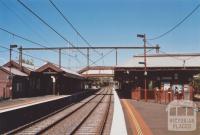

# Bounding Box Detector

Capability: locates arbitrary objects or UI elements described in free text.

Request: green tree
[22,58,34,66]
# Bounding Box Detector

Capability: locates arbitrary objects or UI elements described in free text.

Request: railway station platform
[0,95,68,113]
[121,99,200,135]
[0,90,97,134]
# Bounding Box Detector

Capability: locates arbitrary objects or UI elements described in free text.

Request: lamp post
[137,34,147,102]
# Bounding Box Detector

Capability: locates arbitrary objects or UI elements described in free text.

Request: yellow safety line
[123,100,143,135]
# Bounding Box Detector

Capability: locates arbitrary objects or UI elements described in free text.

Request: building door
[184,84,190,100]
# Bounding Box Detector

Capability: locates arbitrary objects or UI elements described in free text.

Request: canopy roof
[36,62,84,79]
[1,67,28,76]
[118,53,200,68]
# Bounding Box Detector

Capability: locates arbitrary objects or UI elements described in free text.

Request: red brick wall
[131,88,141,100]
[0,70,10,99]
[131,88,155,100]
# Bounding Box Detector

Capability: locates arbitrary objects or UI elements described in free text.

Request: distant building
[114,53,200,100]
[79,66,114,87]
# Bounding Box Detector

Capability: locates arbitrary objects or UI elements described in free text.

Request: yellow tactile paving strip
[121,99,153,135]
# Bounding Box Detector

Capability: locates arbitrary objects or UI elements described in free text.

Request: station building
[0,61,35,99]
[35,62,85,95]
[114,53,200,100]
[0,61,85,99]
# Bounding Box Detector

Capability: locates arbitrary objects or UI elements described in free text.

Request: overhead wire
[0,45,49,62]
[0,0,49,44]
[48,0,102,56]
[146,41,199,63]
[90,49,115,66]
[0,44,72,70]
[17,0,96,65]
[0,27,75,58]
[0,1,77,60]
[148,3,200,40]
[136,48,155,56]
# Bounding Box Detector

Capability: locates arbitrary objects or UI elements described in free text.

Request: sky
[0,0,200,70]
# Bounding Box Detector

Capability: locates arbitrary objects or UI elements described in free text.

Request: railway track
[6,87,112,135]
[70,87,112,135]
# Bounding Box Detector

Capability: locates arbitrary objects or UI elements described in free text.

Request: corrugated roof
[78,66,114,74]
[82,69,114,75]
[36,62,84,79]
[2,67,28,76]
[3,61,34,75]
[21,63,38,71]
[60,67,83,77]
[119,53,200,68]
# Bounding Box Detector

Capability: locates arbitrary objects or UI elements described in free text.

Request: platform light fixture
[126,70,130,74]
[137,34,145,38]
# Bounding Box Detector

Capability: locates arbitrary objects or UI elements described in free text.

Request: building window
[148,80,153,90]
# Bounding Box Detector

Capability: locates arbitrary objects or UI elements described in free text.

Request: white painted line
[110,87,128,135]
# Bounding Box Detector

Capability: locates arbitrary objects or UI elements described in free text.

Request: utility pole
[115,48,118,66]
[87,48,89,67]
[18,46,23,69]
[137,34,147,102]
[144,34,147,102]
[59,49,61,68]
[9,47,12,73]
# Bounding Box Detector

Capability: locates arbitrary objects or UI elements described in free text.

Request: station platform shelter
[114,53,200,102]
[79,66,114,87]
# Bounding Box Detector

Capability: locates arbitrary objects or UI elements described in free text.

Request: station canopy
[116,53,200,69]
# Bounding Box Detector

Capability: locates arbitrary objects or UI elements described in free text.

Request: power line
[0,44,71,70]
[0,45,49,62]
[90,49,115,66]
[0,27,75,58]
[148,3,200,40]
[48,0,102,56]
[17,0,95,65]
[0,0,84,66]
[0,0,49,44]
[146,41,192,62]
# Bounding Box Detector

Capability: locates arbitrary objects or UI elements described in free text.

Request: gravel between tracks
[42,87,112,135]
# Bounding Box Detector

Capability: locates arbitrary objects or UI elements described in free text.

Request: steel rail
[6,89,101,135]
[39,88,108,135]
[70,87,112,135]
[97,89,112,134]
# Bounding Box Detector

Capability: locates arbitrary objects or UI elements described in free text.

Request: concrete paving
[121,99,200,135]
[111,90,127,135]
